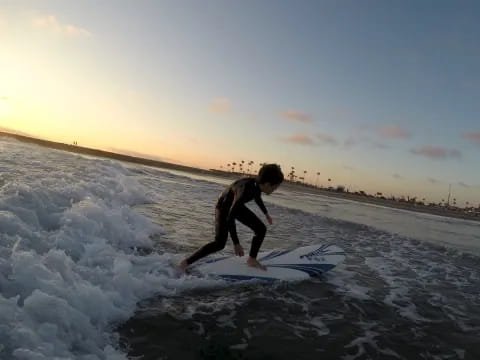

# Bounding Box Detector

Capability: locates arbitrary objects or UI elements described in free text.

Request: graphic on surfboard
[192,244,345,282]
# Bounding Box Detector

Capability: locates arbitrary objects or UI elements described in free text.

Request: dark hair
[257,164,284,185]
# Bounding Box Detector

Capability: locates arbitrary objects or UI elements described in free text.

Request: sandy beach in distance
[2,131,479,223]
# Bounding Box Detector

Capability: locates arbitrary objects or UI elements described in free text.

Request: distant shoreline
[277,182,480,223]
[0,131,213,175]
[2,131,479,223]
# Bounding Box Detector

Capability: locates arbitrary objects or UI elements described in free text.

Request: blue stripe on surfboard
[260,245,343,263]
[300,251,346,259]
[216,274,278,283]
[210,264,334,282]
[196,245,344,266]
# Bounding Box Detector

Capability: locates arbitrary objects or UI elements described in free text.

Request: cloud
[393,173,402,179]
[282,134,315,145]
[281,110,313,123]
[427,177,439,184]
[410,145,462,160]
[343,137,357,148]
[462,131,480,146]
[316,133,338,146]
[342,133,393,150]
[0,96,8,101]
[282,132,339,146]
[371,141,390,149]
[457,182,470,188]
[378,125,410,139]
[32,14,91,37]
[209,98,232,115]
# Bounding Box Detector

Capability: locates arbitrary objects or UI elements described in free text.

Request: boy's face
[262,182,280,195]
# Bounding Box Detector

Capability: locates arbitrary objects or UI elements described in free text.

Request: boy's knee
[256,223,267,238]
[213,237,227,251]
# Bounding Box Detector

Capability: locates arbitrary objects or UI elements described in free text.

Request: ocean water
[0,137,479,360]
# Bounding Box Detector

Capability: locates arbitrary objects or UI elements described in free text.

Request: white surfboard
[192,244,345,282]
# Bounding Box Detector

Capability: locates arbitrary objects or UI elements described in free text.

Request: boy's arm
[255,194,273,224]
[254,194,268,215]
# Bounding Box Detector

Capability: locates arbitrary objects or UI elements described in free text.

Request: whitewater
[0,136,479,359]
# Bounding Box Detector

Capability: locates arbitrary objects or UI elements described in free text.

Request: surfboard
[192,244,345,282]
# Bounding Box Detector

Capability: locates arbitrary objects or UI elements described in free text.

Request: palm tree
[232,162,237,173]
[248,161,254,174]
[289,166,295,182]
[303,170,307,184]
[316,172,320,187]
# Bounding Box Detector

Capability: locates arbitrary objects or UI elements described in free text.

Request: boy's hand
[266,214,273,225]
[234,244,244,256]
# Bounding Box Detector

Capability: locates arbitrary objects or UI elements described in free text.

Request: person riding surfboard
[178,164,284,272]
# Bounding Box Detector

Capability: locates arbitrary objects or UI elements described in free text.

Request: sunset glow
[1,2,479,205]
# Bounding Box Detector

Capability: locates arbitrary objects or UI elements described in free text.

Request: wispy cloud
[343,137,357,148]
[316,133,338,146]
[209,98,232,115]
[371,141,390,150]
[393,173,402,179]
[457,182,470,188]
[343,131,396,151]
[281,110,313,124]
[462,131,480,146]
[378,125,410,139]
[0,96,8,101]
[32,14,91,37]
[282,134,315,145]
[427,177,439,184]
[282,132,339,146]
[411,145,462,160]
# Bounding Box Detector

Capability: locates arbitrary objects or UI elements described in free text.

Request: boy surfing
[178,164,284,272]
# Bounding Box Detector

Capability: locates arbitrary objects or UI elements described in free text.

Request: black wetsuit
[186,177,269,265]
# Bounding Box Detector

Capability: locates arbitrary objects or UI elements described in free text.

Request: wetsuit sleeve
[226,180,252,245]
[254,194,268,215]
[227,195,242,245]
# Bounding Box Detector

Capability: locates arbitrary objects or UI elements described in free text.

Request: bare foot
[177,259,188,273]
[247,257,267,271]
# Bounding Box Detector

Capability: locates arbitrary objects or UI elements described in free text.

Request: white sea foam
[325,267,372,301]
[2,137,479,359]
[343,321,402,360]
[0,139,219,359]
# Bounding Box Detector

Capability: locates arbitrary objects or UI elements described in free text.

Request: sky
[1,0,480,205]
